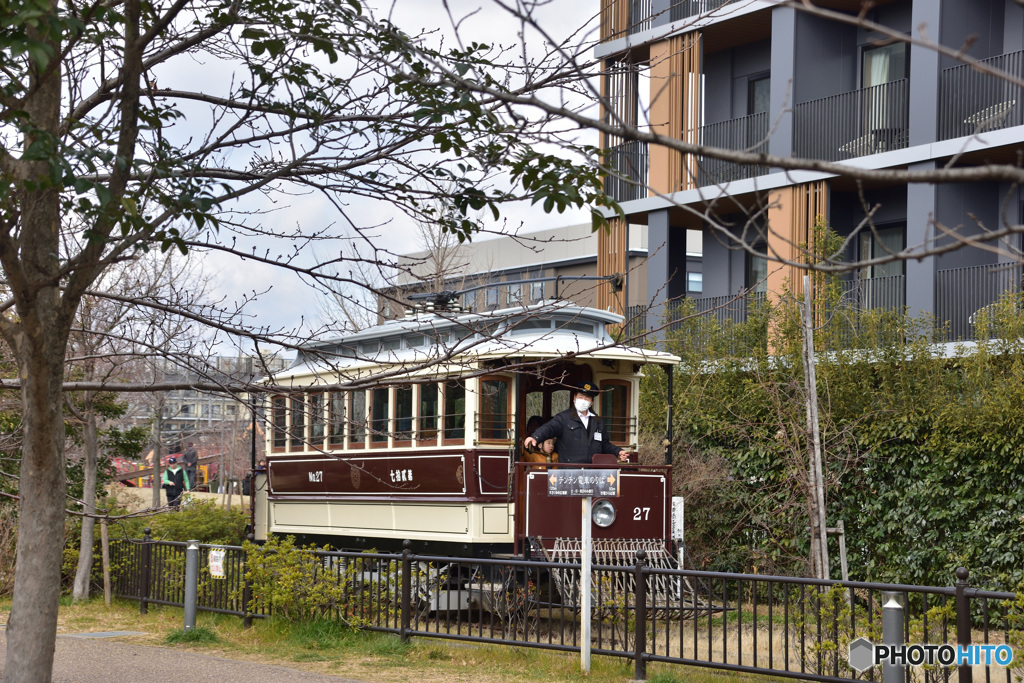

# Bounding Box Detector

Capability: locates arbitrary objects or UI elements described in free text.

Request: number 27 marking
[633,507,650,521]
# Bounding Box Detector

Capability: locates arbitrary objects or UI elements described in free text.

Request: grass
[0,597,798,682]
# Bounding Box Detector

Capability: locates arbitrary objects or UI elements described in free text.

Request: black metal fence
[698,112,769,187]
[939,50,1024,141]
[936,263,1024,341]
[793,80,909,162]
[111,535,1019,682]
[604,140,648,203]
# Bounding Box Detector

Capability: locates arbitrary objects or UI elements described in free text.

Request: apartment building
[381,223,702,320]
[598,0,1024,340]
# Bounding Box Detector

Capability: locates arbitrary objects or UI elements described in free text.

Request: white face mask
[574,397,592,413]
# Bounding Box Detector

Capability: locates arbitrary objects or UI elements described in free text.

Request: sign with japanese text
[208,548,226,579]
[547,469,619,497]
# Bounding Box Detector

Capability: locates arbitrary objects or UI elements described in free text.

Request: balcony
[793,80,909,162]
[670,0,738,22]
[604,140,649,203]
[936,263,1023,341]
[697,112,769,186]
[939,50,1024,141]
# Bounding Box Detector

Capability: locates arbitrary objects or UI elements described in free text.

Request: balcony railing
[838,274,906,312]
[936,263,1023,341]
[697,111,769,186]
[670,0,738,22]
[939,49,1024,140]
[603,140,648,203]
[793,79,909,162]
[602,0,652,40]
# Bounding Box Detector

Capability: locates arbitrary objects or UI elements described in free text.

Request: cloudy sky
[196,0,602,347]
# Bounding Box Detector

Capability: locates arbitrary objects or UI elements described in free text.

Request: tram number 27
[633,507,650,521]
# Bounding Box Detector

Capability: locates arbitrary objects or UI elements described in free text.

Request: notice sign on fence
[547,469,619,497]
[208,548,226,579]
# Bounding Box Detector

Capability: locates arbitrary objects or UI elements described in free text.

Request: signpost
[547,468,619,673]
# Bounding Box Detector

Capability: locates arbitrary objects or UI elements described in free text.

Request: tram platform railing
[110,534,1020,682]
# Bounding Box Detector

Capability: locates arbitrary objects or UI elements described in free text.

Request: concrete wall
[703,39,772,124]
[934,182,1001,269]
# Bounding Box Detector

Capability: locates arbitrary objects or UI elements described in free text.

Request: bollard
[881,591,905,683]
[242,534,254,629]
[184,539,199,631]
[401,540,412,643]
[633,548,648,681]
[140,528,152,615]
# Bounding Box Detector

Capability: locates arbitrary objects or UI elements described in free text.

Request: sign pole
[581,495,592,674]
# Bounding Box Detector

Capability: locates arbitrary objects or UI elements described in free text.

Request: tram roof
[271,302,678,382]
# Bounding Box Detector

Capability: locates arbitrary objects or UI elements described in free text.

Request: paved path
[0,630,367,682]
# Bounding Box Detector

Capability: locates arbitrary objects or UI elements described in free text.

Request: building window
[748,73,770,116]
[687,271,703,295]
[859,225,905,278]
[180,405,190,416]
[862,42,907,88]
[226,404,237,416]
[485,286,499,309]
[463,290,477,310]
[746,244,768,294]
[212,404,221,416]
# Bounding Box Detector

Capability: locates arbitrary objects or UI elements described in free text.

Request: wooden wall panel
[649,33,701,196]
[765,181,829,299]
[597,217,628,315]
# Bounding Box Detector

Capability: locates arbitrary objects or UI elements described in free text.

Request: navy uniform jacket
[530,408,623,464]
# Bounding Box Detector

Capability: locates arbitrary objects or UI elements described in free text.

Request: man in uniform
[523,382,631,464]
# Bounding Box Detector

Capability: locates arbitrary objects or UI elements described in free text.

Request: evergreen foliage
[643,222,1024,589]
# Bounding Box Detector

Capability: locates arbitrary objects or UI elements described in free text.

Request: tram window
[443,380,466,441]
[418,384,439,443]
[395,386,413,442]
[524,391,544,423]
[479,377,510,441]
[552,389,570,413]
[370,388,389,444]
[290,396,305,450]
[514,319,550,333]
[557,321,595,335]
[350,391,367,447]
[406,335,424,348]
[600,381,630,443]
[328,392,345,447]
[272,396,287,451]
[309,393,325,446]
[381,338,400,352]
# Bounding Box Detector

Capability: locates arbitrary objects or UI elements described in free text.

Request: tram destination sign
[547,469,620,497]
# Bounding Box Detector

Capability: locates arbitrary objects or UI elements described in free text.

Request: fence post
[955,567,971,683]
[401,540,412,643]
[242,534,254,629]
[634,548,648,681]
[140,527,152,615]
[184,539,199,631]
[881,591,905,683]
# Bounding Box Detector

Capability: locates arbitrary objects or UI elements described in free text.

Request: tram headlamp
[592,499,616,528]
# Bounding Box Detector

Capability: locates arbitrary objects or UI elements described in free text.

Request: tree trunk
[73,399,99,601]
[801,276,829,580]
[152,416,163,509]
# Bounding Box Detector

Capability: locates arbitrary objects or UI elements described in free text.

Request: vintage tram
[251,300,680,573]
